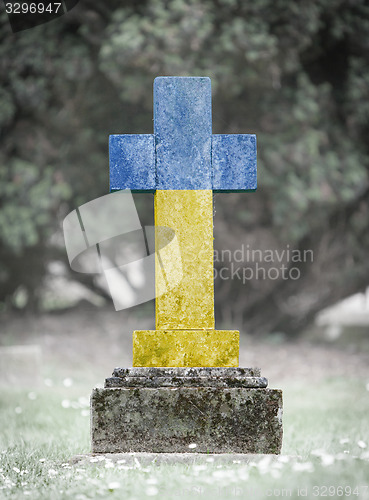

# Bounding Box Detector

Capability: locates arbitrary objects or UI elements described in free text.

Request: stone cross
[109,76,256,367]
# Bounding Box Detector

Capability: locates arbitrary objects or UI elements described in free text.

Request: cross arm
[212,134,257,192]
[109,134,156,193]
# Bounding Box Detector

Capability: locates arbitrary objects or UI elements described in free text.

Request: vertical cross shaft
[109,77,257,367]
[153,78,214,330]
[155,189,214,330]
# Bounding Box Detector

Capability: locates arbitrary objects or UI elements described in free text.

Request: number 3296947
[5,3,62,14]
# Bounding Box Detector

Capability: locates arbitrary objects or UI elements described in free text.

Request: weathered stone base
[91,368,283,454]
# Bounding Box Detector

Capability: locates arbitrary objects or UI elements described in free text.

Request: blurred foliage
[0,0,369,332]
[0,159,71,257]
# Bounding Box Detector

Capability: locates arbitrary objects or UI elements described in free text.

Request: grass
[0,377,369,499]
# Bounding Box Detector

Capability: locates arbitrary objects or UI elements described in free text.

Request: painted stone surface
[132,330,239,367]
[109,134,155,192]
[155,189,214,330]
[212,134,257,192]
[154,77,212,190]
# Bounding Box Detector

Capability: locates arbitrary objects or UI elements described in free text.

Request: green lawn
[1,377,368,499]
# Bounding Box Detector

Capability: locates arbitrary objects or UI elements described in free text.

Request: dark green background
[0,0,368,335]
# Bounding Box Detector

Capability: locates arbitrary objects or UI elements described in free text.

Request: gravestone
[91,77,283,453]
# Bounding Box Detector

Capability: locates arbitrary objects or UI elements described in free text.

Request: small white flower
[339,438,349,445]
[48,469,58,477]
[63,378,73,387]
[311,448,325,456]
[212,470,225,478]
[206,457,214,463]
[188,443,197,449]
[335,453,349,460]
[146,477,158,485]
[256,455,272,473]
[61,400,70,408]
[117,459,126,464]
[271,468,281,479]
[90,458,99,463]
[104,462,114,469]
[78,396,89,407]
[321,454,335,466]
[358,440,367,449]
[81,410,89,417]
[15,407,22,414]
[272,461,283,470]
[193,465,207,471]
[146,486,158,496]
[13,467,20,474]
[27,392,37,400]
[108,482,121,490]
[292,462,314,472]
[239,471,249,481]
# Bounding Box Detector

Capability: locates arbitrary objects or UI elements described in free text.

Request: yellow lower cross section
[133,330,239,367]
[133,190,239,367]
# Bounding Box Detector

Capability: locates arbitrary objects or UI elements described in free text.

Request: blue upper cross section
[109,77,257,192]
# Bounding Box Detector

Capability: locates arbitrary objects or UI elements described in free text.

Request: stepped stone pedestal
[91,367,283,454]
